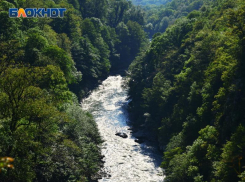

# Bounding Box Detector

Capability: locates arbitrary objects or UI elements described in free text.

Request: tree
[214,125,245,182]
[43,45,81,83]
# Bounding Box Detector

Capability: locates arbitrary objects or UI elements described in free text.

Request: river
[81,76,164,182]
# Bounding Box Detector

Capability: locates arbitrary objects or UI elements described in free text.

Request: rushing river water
[81,76,164,182]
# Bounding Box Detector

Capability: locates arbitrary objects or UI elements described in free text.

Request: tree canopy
[0,0,147,181]
[128,0,245,181]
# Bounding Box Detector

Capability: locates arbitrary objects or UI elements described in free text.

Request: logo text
[9,8,66,18]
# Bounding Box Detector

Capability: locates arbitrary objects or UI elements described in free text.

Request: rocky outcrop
[115,132,128,138]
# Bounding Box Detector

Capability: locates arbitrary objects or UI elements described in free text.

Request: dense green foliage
[128,0,245,181]
[143,0,216,37]
[0,0,147,181]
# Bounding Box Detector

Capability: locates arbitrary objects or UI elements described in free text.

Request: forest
[0,0,147,181]
[128,0,245,181]
[141,0,213,37]
[1,0,245,181]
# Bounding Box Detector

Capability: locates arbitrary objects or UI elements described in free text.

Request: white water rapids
[81,76,164,182]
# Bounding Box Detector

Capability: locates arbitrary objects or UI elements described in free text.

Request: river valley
[81,76,164,182]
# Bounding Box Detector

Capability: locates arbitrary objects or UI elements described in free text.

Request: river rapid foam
[81,76,164,182]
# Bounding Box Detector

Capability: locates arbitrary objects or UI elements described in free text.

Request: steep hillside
[0,0,147,181]
[144,0,216,36]
[128,0,245,181]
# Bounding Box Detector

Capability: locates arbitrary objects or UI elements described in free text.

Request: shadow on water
[132,141,163,168]
[118,97,163,169]
[82,75,164,181]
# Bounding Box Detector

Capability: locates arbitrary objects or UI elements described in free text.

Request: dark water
[81,76,164,182]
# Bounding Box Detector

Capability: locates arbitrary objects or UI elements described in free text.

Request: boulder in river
[115,132,128,138]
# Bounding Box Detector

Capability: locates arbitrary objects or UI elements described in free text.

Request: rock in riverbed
[115,132,128,138]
